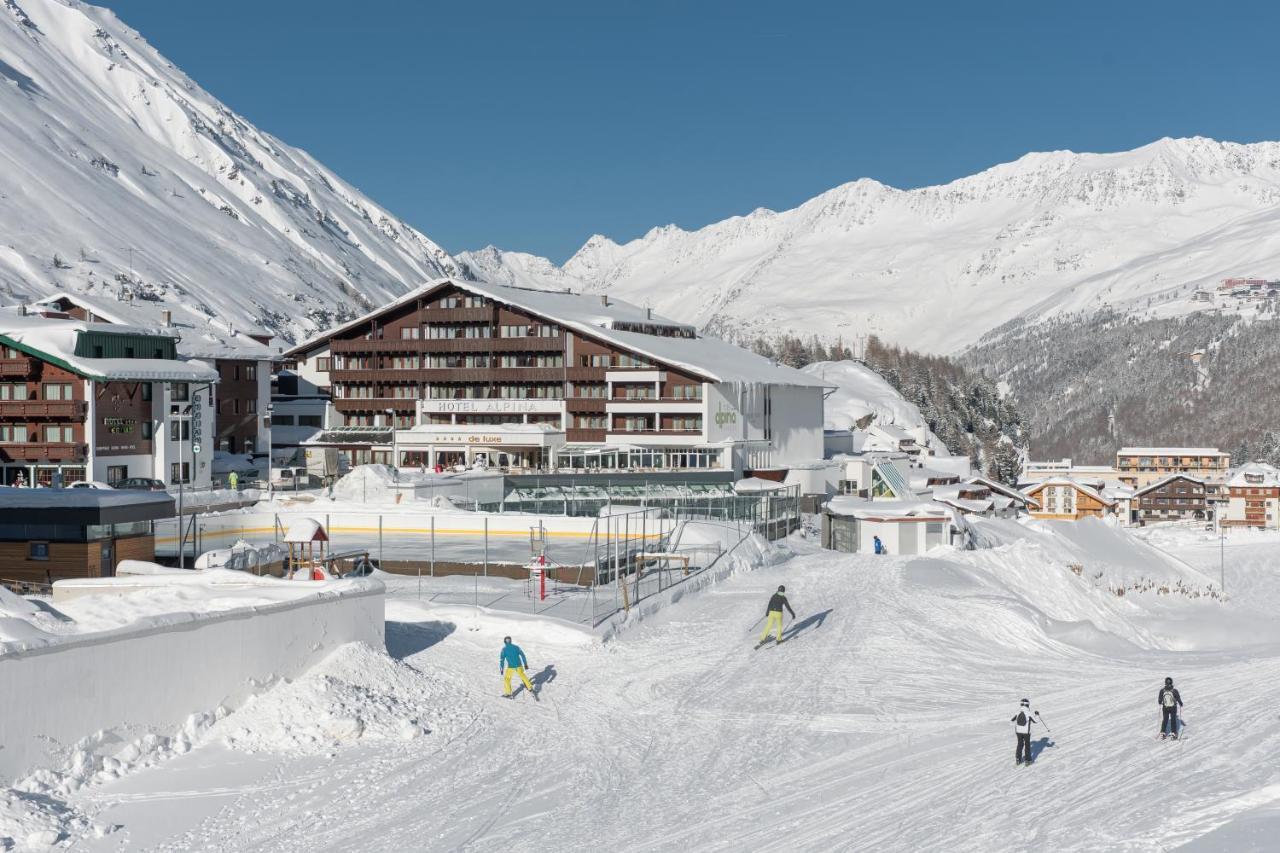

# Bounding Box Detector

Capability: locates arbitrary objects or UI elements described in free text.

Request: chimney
[600,295,609,307]
[161,309,171,327]
[646,307,652,319]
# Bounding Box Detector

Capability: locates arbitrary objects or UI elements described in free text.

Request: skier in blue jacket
[500,636,535,698]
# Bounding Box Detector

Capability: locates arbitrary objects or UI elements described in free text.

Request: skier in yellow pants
[500,635,536,698]
[757,585,796,648]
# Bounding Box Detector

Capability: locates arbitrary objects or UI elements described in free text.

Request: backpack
[1162,689,1176,708]
[1016,711,1028,727]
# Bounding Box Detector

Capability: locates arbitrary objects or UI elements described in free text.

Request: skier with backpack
[755,585,795,648]
[1011,698,1039,765]
[1158,676,1183,739]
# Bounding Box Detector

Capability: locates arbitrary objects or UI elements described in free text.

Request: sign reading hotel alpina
[421,399,562,414]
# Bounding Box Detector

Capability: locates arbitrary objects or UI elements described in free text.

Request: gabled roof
[966,475,1033,506]
[1024,477,1117,507]
[285,278,829,388]
[34,292,276,361]
[1132,473,1206,498]
[1228,462,1280,488]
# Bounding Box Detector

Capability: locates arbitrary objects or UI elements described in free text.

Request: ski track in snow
[66,533,1280,852]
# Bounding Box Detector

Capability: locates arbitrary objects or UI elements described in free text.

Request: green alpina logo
[714,404,737,426]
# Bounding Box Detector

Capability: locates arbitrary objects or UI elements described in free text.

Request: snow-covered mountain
[0,0,459,344]
[462,137,1280,353]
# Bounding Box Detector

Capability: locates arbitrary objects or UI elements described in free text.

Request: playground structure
[283,518,330,580]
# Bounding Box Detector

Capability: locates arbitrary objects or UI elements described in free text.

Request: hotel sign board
[417,399,565,416]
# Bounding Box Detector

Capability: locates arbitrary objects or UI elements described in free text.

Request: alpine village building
[0,312,218,488]
[1132,474,1209,524]
[1223,462,1280,529]
[1023,477,1117,521]
[283,278,828,478]
[33,293,275,469]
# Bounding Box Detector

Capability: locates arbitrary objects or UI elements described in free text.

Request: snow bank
[202,643,468,755]
[0,576,384,783]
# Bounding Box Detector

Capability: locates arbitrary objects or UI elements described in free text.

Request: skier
[500,635,535,698]
[873,535,884,555]
[756,585,795,647]
[1011,698,1038,765]
[1158,676,1183,739]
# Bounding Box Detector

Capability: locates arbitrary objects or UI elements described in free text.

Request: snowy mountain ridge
[462,136,1280,353]
[0,0,459,344]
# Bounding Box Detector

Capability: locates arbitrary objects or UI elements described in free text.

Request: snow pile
[331,464,404,504]
[202,643,464,755]
[803,360,933,433]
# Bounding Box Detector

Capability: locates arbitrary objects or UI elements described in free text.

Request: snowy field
[5,521,1280,850]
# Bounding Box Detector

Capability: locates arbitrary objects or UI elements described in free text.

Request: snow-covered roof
[965,475,1032,505]
[33,292,277,361]
[0,486,174,522]
[1228,462,1280,488]
[0,314,218,383]
[1132,473,1206,497]
[870,423,914,442]
[734,477,787,493]
[1024,477,1117,506]
[283,518,328,543]
[287,278,828,388]
[1116,446,1228,457]
[823,496,954,522]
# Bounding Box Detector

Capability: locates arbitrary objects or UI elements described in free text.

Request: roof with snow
[1228,462,1280,488]
[822,496,954,522]
[0,314,219,383]
[286,278,829,388]
[33,292,277,361]
[283,518,329,543]
[1132,473,1206,497]
[0,486,174,523]
[1023,477,1117,507]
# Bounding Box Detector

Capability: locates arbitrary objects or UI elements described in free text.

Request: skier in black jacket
[1010,698,1039,765]
[756,585,795,647]
[1158,677,1183,739]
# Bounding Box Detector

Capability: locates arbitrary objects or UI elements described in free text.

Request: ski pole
[1034,711,1051,733]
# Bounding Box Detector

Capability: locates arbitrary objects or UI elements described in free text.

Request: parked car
[68,480,114,490]
[114,477,167,491]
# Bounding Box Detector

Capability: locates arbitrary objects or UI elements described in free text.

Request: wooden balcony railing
[0,442,87,462]
[0,400,88,419]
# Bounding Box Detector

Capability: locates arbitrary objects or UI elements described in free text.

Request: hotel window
[0,425,28,442]
[172,382,190,402]
[670,384,702,400]
[170,420,190,441]
[400,327,421,339]
[43,383,73,400]
[583,354,611,368]
[534,324,561,337]
[142,383,152,401]
[170,462,191,485]
[0,384,28,400]
[570,383,606,398]
[248,400,258,414]
[141,421,153,440]
[44,425,75,443]
[669,416,701,432]
[575,415,607,429]
[618,416,651,432]
[500,324,530,338]
[620,385,654,400]
[615,354,651,368]
[246,364,257,380]
[316,357,332,371]
[392,355,420,369]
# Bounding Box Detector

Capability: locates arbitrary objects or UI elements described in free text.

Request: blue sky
[109,0,1279,262]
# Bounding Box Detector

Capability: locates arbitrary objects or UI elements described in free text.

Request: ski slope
[41,524,1280,851]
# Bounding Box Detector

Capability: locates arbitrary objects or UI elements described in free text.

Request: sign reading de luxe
[418,399,564,415]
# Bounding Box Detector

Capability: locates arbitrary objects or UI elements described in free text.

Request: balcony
[332,398,418,413]
[0,442,87,462]
[0,358,33,378]
[0,400,87,419]
[421,306,492,323]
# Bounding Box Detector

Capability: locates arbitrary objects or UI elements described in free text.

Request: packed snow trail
[71,535,1280,851]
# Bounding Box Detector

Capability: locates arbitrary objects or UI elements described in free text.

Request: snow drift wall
[0,581,384,782]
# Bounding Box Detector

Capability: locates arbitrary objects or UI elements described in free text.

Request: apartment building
[0,314,218,487]
[284,278,828,476]
[1132,474,1209,524]
[1222,462,1280,529]
[1115,447,1230,489]
[34,293,274,465]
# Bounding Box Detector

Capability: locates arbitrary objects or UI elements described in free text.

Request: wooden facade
[1133,475,1208,523]
[1025,479,1115,521]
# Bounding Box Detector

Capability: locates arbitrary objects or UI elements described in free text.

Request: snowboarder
[1158,676,1183,739]
[500,636,534,698]
[757,585,795,647]
[873,535,884,555]
[1011,698,1038,765]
